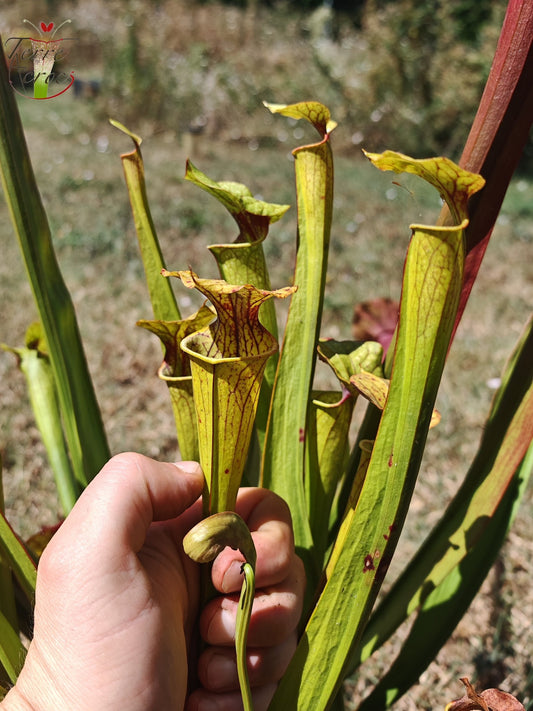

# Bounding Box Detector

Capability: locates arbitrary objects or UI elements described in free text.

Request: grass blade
[0,609,26,684]
[0,514,36,606]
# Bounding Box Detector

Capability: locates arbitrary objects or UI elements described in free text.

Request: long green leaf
[269,215,467,711]
[260,102,335,585]
[351,314,533,671]
[0,515,36,604]
[0,461,17,640]
[0,608,26,684]
[0,442,36,686]
[0,41,109,487]
[356,439,533,710]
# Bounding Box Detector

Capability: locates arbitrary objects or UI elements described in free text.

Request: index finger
[211,488,295,593]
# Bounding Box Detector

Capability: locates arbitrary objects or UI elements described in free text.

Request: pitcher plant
[0,1,532,708]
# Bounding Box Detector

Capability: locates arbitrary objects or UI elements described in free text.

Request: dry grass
[1,1,532,708]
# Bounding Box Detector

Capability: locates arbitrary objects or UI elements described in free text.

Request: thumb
[52,453,204,557]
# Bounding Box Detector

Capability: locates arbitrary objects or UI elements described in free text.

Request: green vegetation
[0,1,532,709]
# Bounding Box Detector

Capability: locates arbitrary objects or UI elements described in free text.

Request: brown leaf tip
[445,677,526,711]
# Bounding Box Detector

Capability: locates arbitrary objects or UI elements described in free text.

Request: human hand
[187,486,305,711]
[2,453,304,711]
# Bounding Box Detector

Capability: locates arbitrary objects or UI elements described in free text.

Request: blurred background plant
[2,0,525,163]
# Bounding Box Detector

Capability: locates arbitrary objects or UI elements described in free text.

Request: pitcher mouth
[181,329,278,364]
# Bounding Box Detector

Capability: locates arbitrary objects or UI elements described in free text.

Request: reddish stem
[449,0,533,337]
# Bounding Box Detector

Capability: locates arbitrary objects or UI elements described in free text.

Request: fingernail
[221,560,244,593]
[175,461,203,476]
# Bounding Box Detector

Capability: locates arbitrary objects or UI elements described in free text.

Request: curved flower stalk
[162,269,295,514]
[137,305,214,462]
[184,512,257,711]
[184,161,290,444]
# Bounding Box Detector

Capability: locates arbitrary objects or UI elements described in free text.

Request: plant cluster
[0,1,532,709]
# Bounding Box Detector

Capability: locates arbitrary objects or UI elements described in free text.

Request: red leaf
[352,297,399,353]
[450,0,533,339]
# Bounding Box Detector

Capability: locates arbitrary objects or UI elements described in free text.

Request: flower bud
[183,511,256,568]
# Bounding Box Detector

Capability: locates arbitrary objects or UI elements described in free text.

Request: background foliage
[2,0,515,161]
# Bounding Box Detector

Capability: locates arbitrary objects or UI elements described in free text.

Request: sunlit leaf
[260,102,335,589]
[363,150,485,225]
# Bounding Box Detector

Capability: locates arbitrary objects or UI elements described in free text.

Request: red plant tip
[40,22,54,33]
[352,297,399,355]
